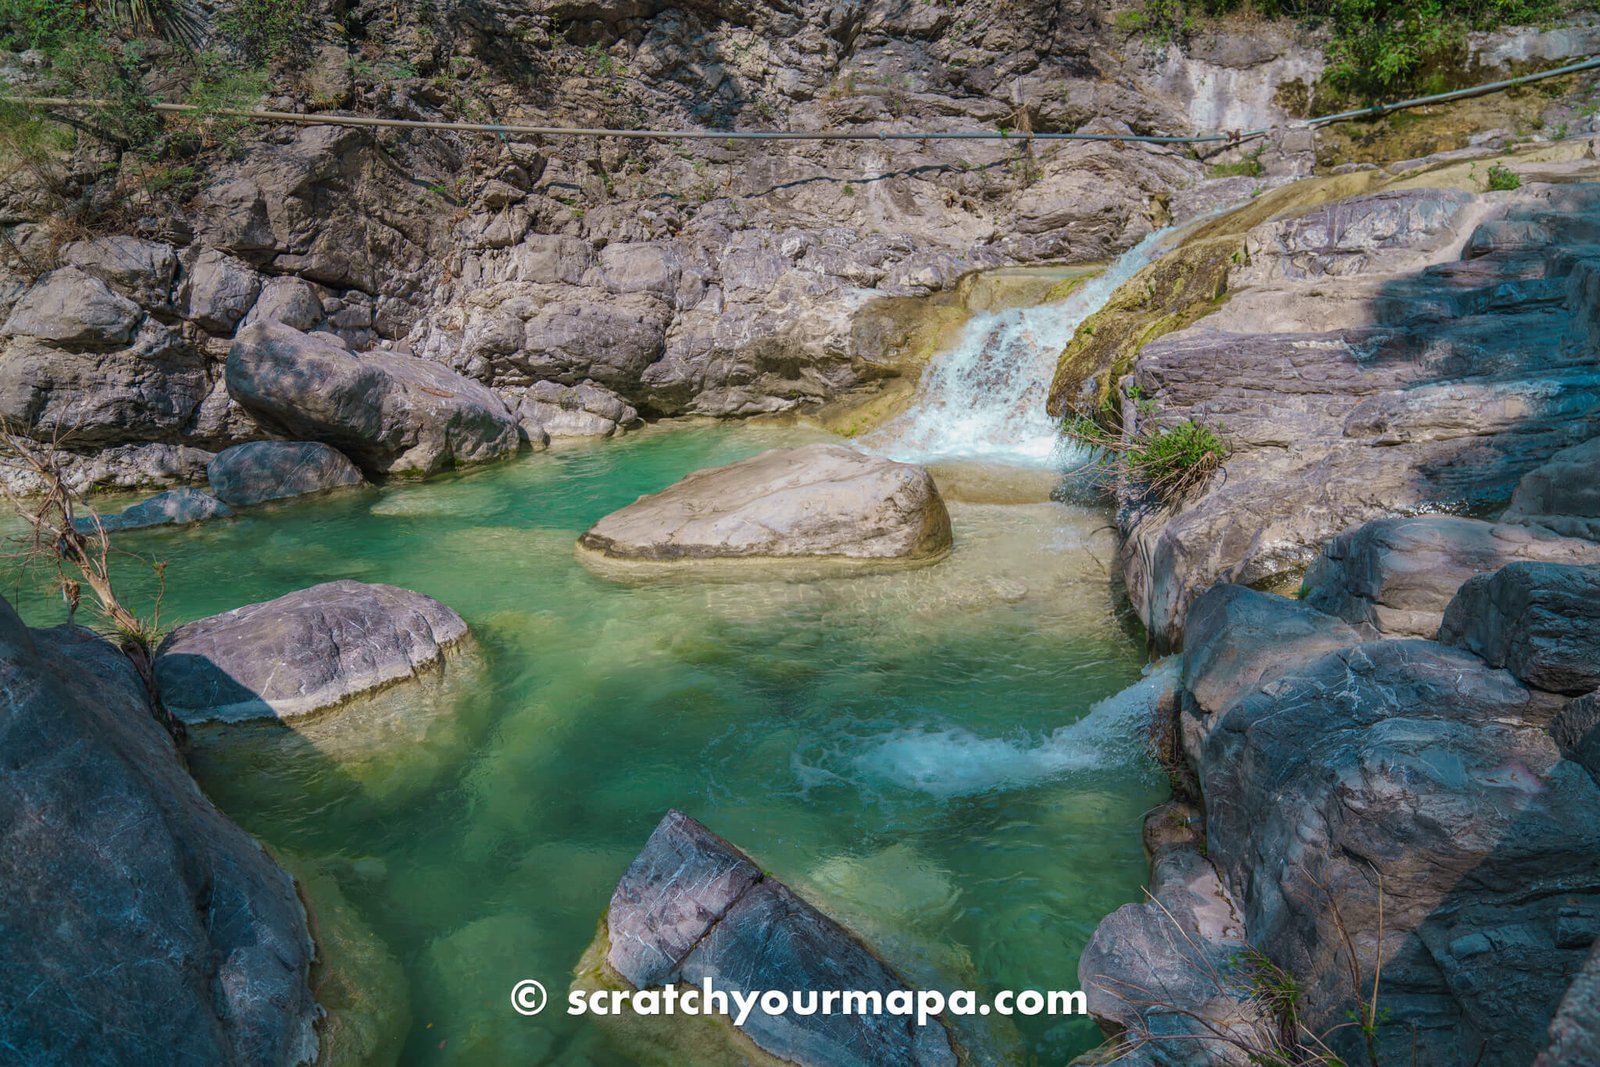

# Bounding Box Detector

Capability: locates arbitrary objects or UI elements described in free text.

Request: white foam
[850,659,1181,797]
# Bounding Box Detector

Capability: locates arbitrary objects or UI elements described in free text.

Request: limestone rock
[1182,592,1600,1066]
[75,487,232,533]
[514,380,639,438]
[1504,434,1600,541]
[0,597,317,1065]
[1440,561,1600,695]
[245,275,325,332]
[1,266,141,347]
[1304,515,1600,638]
[207,440,365,506]
[602,810,960,1067]
[225,321,520,476]
[154,579,470,723]
[61,236,178,311]
[578,445,952,567]
[180,248,263,334]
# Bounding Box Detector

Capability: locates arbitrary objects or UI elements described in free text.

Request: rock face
[1504,434,1600,540]
[77,487,233,533]
[225,322,520,475]
[601,809,960,1067]
[207,440,365,506]
[1440,561,1600,695]
[1,266,141,347]
[0,595,317,1065]
[154,579,470,723]
[577,444,952,567]
[1303,515,1600,638]
[514,379,639,438]
[1111,182,1600,651]
[1169,583,1600,1067]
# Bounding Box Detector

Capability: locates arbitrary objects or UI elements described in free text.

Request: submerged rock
[225,322,520,476]
[1303,515,1600,638]
[207,439,365,506]
[154,579,470,722]
[577,444,952,570]
[0,596,317,1065]
[1440,561,1600,695]
[589,809,960,1067]
[75,487,233,533]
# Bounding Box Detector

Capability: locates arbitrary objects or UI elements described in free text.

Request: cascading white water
[865,225,1187,468]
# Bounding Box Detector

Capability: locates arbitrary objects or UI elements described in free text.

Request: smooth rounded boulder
[225,322,520,476]
[576,444,953,572]
[207,440,365,506]
[154,579,470,723]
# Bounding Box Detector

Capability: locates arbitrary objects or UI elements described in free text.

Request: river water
[8,245,1178,1063]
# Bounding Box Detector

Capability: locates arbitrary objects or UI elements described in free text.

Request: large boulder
[61,236,179,311]
[0,597,317,1065]
[1182,583,1600,1067]
[1554,689,1600,782]
[75,487,232,533]
[180,248,263,334]
[577,445,952,569]
[224,322,520,475]
[1504,434,1600,541]
[154,579,470,723]
[591,809,960,1067]
[1440,561,1600,695]
[1303,515,1600,638]
[0,266,141,348]
[207,440,365,506]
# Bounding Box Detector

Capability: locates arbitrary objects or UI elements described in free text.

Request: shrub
[1485,162,1522,190]
[1063,409,1229,504]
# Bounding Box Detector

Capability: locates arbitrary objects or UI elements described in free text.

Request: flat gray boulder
[1440,561,1600,695]
[207,440,365,506]
[0,596,317,1065]
[75,488,232,533]
[61,236,178,310]
[1504,435,1600,541]
[577,444,952,568]
[598,809,960,1067]
[1303,515,1600,638]
[154,579,470,723]
[225,322,520,476]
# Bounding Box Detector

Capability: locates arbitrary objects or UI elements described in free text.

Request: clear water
[866,226,1189,468]
[8,423,1164,1065]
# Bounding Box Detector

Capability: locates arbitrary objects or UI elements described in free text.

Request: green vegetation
[1207,143,1267,179]
[1116,0,1598,98]
[1064,408,1230,504]
[1485,161,1523,189]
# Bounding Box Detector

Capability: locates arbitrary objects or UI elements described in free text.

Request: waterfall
[865,225,1187,468]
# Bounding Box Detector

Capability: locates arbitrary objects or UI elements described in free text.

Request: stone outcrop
[0,595,317,1065]
[577,444,952,568]
[76,487,233,533]
[513,379,639,439]
[154,579,470,722]
[1303,515,1600,638]
[1,266,141,347]
[593,809,960,1067]
[225,321,521,476]
[1166,583,1600,1067]
[1440,561,1600,695]
[1504,434,1600,541]
[207,440,366,506]
[1112,181,1600,651]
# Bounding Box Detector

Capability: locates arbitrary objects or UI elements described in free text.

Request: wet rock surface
[578,444,952,566]
[225,322,520,476]
[77,486,233,532]
[0,596,317,1066]
[154,578,470,723]
[601,809,960,1067]
[207,439,366,506]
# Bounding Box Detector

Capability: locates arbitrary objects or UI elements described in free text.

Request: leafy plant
[1208,143,1267,179]
[1485,162,1522,190]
